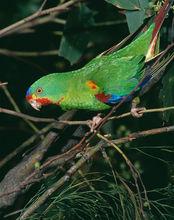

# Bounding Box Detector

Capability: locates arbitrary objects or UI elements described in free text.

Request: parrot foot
[131,97,146,118]
[88,114,103,132]
[131,107,146,118]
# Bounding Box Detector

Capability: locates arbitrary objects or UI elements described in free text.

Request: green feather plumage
[27,24,155,111]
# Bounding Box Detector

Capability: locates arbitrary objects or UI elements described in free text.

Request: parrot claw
[88,114,103,132]
[131,107,146,118]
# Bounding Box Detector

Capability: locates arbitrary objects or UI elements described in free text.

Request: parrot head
[26,74,66,111]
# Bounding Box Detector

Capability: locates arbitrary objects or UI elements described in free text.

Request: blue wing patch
[106,75,151,104]
[107,94,133,104]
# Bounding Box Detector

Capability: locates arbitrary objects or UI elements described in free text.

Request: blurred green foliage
[59,4,95,64]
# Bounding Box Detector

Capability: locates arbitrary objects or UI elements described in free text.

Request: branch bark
[0,0,82,38]
[0,111,75,208]
[18,123,174,219]
[0,49,59,57]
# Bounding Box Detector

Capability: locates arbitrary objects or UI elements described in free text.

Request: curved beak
[26,94,41,111]
[29,99,41,111]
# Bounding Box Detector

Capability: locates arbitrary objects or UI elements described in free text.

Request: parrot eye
[36,87,43,94]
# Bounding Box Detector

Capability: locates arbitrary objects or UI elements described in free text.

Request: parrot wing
[85,55,145,104]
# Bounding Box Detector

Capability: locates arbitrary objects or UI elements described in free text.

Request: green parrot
[26,0,174,114]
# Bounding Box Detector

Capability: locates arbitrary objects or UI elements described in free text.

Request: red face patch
[26,95,33,102]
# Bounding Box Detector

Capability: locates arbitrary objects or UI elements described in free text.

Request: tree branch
[0,123,54,169]
[0,82,8,86]
[18,123,174,219]
[1,105,174,125]
[0,107,56,123]
[1,83,39,133]
[0,0,82,38]
[0,49,59,57]
[0,111,76,208]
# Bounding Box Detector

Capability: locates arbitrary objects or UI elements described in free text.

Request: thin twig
[0,49,59,57]
[1,123,173,219]
[0,111,76,209]
[0,82,8,86]
[0,107,56,123]
[101,149,140,219]
[108,106,174,120]
[38,0,48,13]
[0,0,82,38]
[97,133,146,214]
[1,106,174,125]
[19,144,102,220]
[1,84,39,133]
[0,107,90,126]
[1,84,20,112]
[0,123,54,169]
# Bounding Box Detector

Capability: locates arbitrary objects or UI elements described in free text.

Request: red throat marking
[36,98,52,106]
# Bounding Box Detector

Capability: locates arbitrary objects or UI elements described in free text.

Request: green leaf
[59,4,95,64]
[138,0,149,8]
[125,10,145,33]
[59,33,90,65]
[125,0,149,33]
[105,0,141,10]
[105,0,149,32]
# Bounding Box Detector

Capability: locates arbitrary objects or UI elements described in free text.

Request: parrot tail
[146,0,174,60]
[141,42,174,95]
